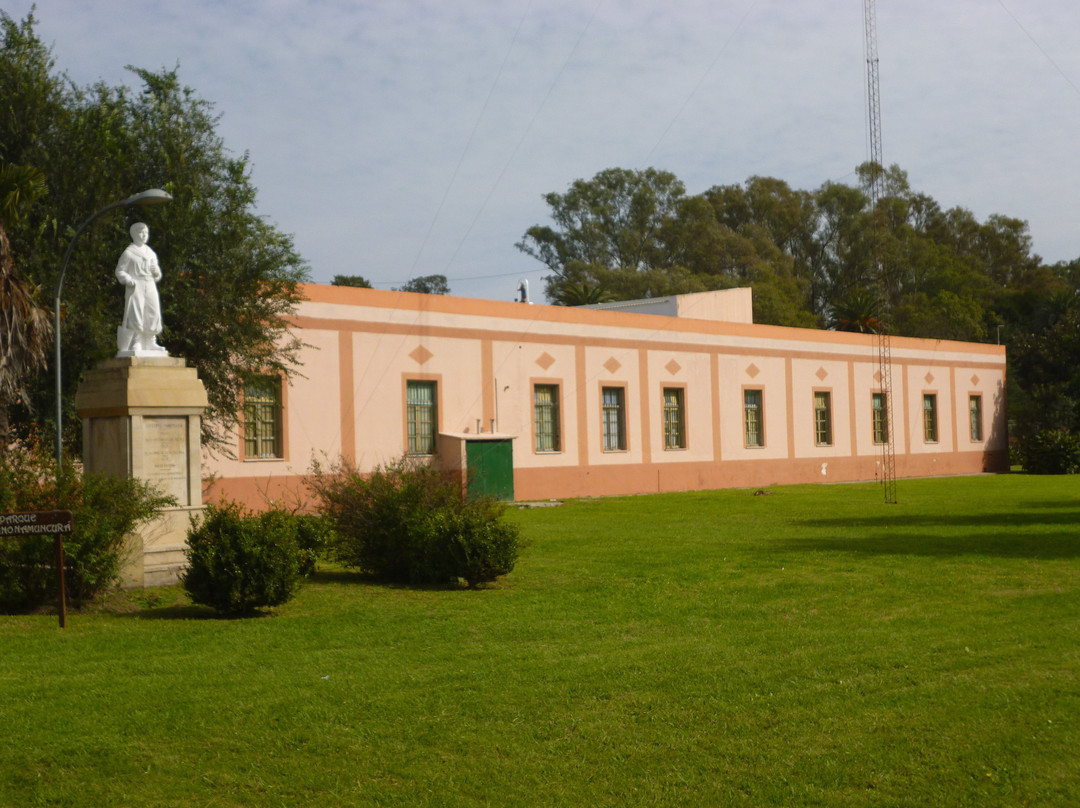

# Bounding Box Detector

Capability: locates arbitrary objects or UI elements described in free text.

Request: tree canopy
[0,11,308,454]
[397,274,450,295]
[331,274,373,289]
[518,165,1068,338]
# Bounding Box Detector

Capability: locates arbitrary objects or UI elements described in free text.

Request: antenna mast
[864,0,897,503]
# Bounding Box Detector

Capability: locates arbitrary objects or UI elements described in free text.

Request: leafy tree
[704,176,821,305]
[520,162,1057,337]
[0,13,308,453]
[1010,304,1080,460]
[397,274,449,295]
[807,180,875,315]
[1052,257,1080,291]
[517,167,688,301]
[893,290,986,343]
[0,11,64,166]
[520,162,1065,338]
[332,274,372,288]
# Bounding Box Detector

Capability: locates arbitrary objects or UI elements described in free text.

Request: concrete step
[143,544,189,587]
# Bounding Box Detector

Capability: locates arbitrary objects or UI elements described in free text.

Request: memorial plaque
[143,417,190,505]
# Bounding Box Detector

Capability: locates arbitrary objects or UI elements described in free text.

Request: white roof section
[580,287,753,324]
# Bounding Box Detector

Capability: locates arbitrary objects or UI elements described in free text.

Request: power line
[437,0,605,277]
[640,1,760,168]
[407,0,536,278]
[996,0,1080,99]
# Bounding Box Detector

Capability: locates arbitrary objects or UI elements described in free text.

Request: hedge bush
[182,502,313,615]
[1018,428,1080,474]
[0,444,174,611]
[309,457,521,587]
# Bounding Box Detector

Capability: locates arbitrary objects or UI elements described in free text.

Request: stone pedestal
[74,357,208,588]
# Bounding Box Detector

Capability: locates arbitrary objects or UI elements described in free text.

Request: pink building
[203,284,1008,508]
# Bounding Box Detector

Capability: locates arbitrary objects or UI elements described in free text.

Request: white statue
[115,222,167,356]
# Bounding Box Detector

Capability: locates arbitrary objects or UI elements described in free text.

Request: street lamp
[53,189,173,466]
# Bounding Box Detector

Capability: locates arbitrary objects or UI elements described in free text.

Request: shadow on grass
[117,596,275,620]
[129,604,222,620]
[785,508,1080,559]
[1020,499,1080,511]
[307,568,470,592]
[307,568,370,585]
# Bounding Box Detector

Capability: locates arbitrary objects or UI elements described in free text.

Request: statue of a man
[116,222,167,355]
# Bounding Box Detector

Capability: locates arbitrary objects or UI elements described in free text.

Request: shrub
[182,503,305,615]
[427,499,522,587]
[309,457,521,587]
[0,444,174,611]
[294,513,334,576]
[1018,428,1080,474]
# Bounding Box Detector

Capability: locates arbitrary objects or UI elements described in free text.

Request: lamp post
[53,189,173,467]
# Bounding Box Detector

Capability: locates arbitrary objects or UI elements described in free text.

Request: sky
[6,0,1080,301]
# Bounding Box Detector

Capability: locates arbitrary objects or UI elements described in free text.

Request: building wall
[202,284,1009,509]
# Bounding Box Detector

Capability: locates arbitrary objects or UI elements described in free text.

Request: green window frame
[534,384,561,453]
[744,389,764,447]
[923,393,938,443]
[872,392,889,445]
[244,376,283,459]
[601,386,627,451]
[407,380,438,455]
[814,391,833,446]
[969,395,983,441]
[663,387,686,450]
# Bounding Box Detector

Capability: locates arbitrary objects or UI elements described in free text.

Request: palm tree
[827,289,884,334]
[551,279,612,307]
[0,163,52,454]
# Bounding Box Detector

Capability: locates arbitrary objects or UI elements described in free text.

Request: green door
[465,439,514,501]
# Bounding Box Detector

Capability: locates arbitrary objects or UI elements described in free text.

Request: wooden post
[55,533,67,628]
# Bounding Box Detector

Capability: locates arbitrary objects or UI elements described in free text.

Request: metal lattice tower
[864,0,897,503]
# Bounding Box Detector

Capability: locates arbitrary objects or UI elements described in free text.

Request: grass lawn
[1,474,1078,807]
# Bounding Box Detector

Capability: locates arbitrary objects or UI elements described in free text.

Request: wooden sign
[0,510,74,536]
[0,510,74,627]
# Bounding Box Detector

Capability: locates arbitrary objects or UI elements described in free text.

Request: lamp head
[123,189,173,207]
